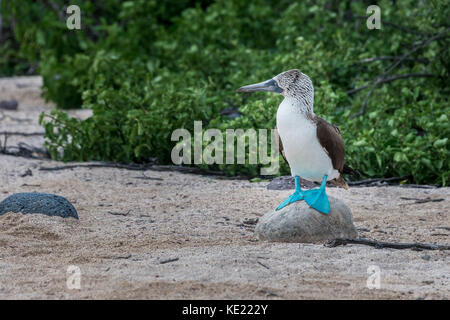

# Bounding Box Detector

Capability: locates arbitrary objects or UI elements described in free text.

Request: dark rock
[20,169,33,177]
[243,217,259,225]
[267,176,316,190]
[0,100,19,110]
[255,196,357,243]
[0,192,78,219]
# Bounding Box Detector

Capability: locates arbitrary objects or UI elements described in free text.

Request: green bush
[3,0,449,185]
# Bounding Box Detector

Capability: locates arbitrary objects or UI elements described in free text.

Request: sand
[0,76,448,299]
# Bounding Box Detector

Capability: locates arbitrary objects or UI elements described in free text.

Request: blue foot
[276,191,304,210]
[304,189,330,214]
[276,176,305,211]
[304,175,330,215]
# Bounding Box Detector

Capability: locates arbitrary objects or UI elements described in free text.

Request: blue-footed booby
[237,69,348,214]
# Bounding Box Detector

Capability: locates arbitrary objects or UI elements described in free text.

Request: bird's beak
[236,79,282,93]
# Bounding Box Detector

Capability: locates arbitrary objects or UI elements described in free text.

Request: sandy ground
[0,76,448,300]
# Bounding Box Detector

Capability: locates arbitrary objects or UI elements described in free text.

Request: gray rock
[0,192,78,219]
[255,196,357,243]
[422,254,431,261]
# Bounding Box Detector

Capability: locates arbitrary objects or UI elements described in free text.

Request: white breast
[276,98,339,182]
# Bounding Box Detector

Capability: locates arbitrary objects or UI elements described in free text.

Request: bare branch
[384,29,450,75]
[0,131,44,136]
[38,162,233,177]
[326,238,450,251]
[382,20,431,36]
[400,197,444,204]
[347,73,437,95]
[348,175,410,186]
[350,28,450,117]
[357,56,429,64]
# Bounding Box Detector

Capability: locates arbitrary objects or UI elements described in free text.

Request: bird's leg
[304,175,330,214]
[276,176,305,211]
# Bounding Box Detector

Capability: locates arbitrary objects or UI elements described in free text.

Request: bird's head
[236,69,313,100]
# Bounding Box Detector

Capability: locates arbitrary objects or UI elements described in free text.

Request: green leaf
[433,138,447,148]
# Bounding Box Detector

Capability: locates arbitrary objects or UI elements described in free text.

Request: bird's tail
[331,176,349,190]
[343,164,358,175]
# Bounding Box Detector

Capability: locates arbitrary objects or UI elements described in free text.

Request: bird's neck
[283,93,314,116]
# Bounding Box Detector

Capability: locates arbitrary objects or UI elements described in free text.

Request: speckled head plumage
[273,69,314,111]
[237,69,314,113]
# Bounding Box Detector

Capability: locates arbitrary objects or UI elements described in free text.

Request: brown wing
[314,116,345,173]
[274,127,288,164]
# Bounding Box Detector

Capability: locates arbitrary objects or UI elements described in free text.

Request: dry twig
[400,197,444,204]
[160,257,179,264]
[326,238,449,251]
[347,176,410,186]
[0,131,44,136]
[107,210,131,216]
